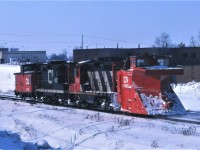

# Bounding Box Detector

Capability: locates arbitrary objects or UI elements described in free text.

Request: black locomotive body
[14,58,122,109]
[68,58,123,108]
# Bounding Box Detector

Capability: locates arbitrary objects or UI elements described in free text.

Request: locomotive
[14,53,186,115]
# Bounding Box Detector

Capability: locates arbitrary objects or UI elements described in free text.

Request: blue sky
[0,1,200,55]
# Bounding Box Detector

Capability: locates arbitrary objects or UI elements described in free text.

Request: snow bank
[0,130,54,150]
[173,81,200,111]
[0,64,20,93]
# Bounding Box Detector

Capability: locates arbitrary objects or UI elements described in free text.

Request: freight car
[14,54,186,115]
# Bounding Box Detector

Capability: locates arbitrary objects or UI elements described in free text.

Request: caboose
[14,63,41,98]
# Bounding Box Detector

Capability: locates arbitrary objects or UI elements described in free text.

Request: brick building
[73,47,200,83]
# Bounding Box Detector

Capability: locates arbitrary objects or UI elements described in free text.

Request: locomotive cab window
[136,59,145,67]
[158,58,169,66]
[23,66,32,72]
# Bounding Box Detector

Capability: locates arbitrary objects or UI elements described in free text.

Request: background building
[0,48,46,64]
[73,47,200,83]
[73,47,200,65]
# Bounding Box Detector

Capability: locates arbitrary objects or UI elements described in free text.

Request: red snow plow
[117,54,186,115]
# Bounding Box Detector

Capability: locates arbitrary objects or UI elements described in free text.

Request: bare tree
[178,42,186,48]
[189,36,198,47]
[154,32,172,48]
[48,52,68,61]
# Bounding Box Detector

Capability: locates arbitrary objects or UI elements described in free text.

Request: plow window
[158,59,169,66]
[137,59,145,67]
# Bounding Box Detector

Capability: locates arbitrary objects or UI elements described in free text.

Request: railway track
[156,115,200,125]
[0,94,22,101]
[0,93,200,126]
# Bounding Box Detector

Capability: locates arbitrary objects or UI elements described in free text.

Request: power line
[0,32,81,37]
[0,31,153,46]
[0,32,153,48]
[0,39,81,44]
[84,34,152,46]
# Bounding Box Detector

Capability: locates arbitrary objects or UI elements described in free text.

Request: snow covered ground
[0,65,20,93]
[0,64,200,149]
[173,82,200,111]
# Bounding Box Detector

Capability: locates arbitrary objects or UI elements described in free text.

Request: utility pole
[81,34,84,49]
[138,43,140,48]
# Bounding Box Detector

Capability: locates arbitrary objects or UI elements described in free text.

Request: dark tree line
[48,53,68,61]
[154,32,200,48]
[48,50,73,61]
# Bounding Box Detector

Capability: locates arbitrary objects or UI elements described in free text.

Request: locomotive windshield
[157,58,169,66]
[136,59,145,67]
[136,57,170,68]
[21,64,42,72]
[21,65,35,72]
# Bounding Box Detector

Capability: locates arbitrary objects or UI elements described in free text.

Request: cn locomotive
[14,53,186,115]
